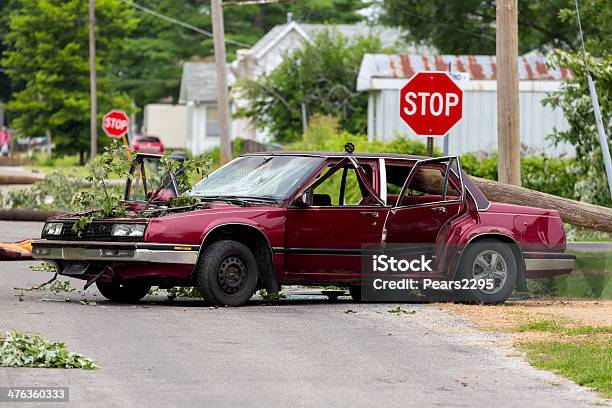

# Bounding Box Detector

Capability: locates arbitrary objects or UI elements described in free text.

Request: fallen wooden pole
[0,209,67,222]
[472,177,612,233]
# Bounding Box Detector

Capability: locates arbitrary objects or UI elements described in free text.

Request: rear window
[135,136,161,143]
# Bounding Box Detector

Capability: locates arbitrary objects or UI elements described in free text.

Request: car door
[382,156,465,270]
[284,157,388,281]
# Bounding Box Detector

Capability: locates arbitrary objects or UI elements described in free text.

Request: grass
[527,251,612,299]
[513,319,612,397]
[518,340,611,397]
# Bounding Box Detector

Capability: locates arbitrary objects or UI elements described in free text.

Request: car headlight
[43,222,63,236]
[111,224,146,237]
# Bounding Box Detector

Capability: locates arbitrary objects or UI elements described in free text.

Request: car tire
[96,280,151,303]
[453,240,517,304]
[196,240,258,306]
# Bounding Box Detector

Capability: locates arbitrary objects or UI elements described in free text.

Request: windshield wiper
[197,196,251,206]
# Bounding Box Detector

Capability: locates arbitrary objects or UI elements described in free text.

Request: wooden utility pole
[211,0,232,164]
[88,0,98,160]
[496,0,520,185]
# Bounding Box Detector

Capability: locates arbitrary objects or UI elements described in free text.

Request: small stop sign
[102,110,130,138]
[399,72,463,136]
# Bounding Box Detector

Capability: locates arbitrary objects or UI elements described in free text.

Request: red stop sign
[399,72,463,136]
[102,110,130,138]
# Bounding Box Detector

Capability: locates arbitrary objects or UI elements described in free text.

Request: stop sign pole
[399,72,463,157]
[102,110,132,160]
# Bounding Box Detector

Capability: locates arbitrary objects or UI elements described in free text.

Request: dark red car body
[31,152,574,304]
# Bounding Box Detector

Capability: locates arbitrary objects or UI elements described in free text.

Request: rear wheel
[196,240,258,306]
[453,240,517,304]
[96,280,151,303]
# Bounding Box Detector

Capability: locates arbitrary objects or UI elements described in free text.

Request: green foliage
[461,151,578,199]
[2,0,137,155]
[0,330,97,369]
[379,0,610,55]
[235,30,390,143]
[29,263,57,273]
[166,286,202,299]
[3,170,83,211]
[544,50,612,206]
[258,289,286,300]
[72,140,132,232]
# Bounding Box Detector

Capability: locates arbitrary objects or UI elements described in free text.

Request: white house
[173,21,425,154]
[177,62,237,155]
[357,53,574,156]
[230,21,428,143]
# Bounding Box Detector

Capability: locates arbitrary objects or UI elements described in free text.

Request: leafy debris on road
[344,309,357,314]
[387,306,416,315]
[0,331,97,369]
[258,289,287,300]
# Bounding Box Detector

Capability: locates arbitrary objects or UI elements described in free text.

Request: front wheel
[453,240,517,304]
[196,240,258,306]
[96,280,151,303]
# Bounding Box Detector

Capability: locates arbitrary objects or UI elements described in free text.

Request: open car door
[284,155,386,280]
[123,153,184,202]
[382,156,465,270]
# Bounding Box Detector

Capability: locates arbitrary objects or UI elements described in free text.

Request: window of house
[206,106,220,137]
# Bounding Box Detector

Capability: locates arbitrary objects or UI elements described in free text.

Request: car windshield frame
[188,155,326,202]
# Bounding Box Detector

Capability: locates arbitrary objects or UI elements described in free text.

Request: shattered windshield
[189,155,325,200]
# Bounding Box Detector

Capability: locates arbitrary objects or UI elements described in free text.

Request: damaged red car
[31,151,575,306]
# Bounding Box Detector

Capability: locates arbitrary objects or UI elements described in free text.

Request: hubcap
[472,250,508,295]
[217,256,246,294]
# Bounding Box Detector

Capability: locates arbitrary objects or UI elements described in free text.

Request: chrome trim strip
[32,244,198,264]
[524,258,575,271]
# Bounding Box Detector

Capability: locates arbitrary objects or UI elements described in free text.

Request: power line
[118,0,252,48]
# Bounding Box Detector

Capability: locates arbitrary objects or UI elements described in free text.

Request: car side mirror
[293,190,312,208]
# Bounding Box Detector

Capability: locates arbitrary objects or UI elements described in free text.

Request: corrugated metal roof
[359,53,573,82]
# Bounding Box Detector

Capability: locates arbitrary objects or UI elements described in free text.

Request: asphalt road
[0,221,607,407]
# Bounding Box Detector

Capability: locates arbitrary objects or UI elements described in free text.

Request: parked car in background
[31,150,575,306]
[131,135,164,154]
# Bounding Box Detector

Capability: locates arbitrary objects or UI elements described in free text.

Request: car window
[310,162,379,207]
[385,162,413,205]
[397,163,460,206]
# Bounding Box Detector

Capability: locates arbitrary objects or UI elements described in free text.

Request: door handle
[360,211,379,218]
[432,206,447,213]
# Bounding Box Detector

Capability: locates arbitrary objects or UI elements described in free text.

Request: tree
[113,0,368,110]
[0,0,19,105]
[235,30,388,143]
[2,0,138,158]
[544,50,612,207]
[378,0,601,55]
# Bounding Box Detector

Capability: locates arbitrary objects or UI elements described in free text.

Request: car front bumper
[31,240,200,265]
